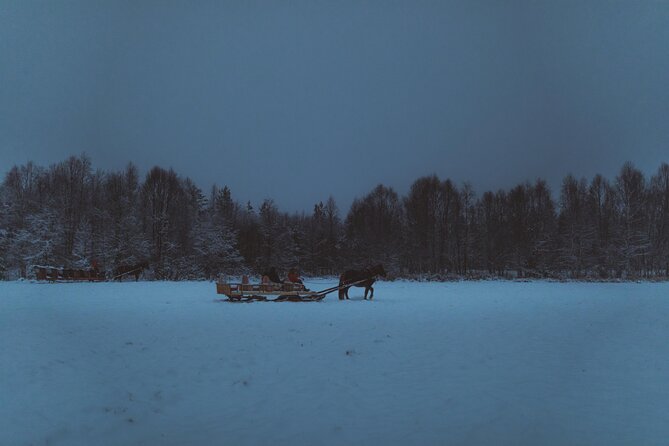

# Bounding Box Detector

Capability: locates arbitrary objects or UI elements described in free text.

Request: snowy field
[2,279,669,446]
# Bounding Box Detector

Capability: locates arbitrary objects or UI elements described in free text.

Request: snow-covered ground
[2,279,669,446]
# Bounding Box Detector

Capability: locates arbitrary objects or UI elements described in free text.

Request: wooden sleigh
[34,265,105,282]
[216,277,374,303]
[216,281,323,302]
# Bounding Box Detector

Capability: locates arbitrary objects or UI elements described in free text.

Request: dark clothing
[262,267,282,284]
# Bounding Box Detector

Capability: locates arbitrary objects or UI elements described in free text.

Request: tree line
[1,155,668,280]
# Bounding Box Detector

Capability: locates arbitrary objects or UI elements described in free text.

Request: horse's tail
[338,273,346,300]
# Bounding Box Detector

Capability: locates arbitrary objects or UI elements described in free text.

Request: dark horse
[113,261,149,281]
[338,264,387,300]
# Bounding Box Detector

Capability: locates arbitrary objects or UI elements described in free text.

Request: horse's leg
[364,287,369,300]
[369,286,374,300]
[338,275,346,300]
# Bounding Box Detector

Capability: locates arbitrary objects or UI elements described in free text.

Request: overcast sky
[1,1,668,212]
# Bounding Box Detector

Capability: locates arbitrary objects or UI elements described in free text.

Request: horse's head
[372,264,386,278]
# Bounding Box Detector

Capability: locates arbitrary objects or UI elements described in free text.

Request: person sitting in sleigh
[287,268,303,285]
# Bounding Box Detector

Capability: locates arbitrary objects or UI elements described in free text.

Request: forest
[1,155,668,280]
